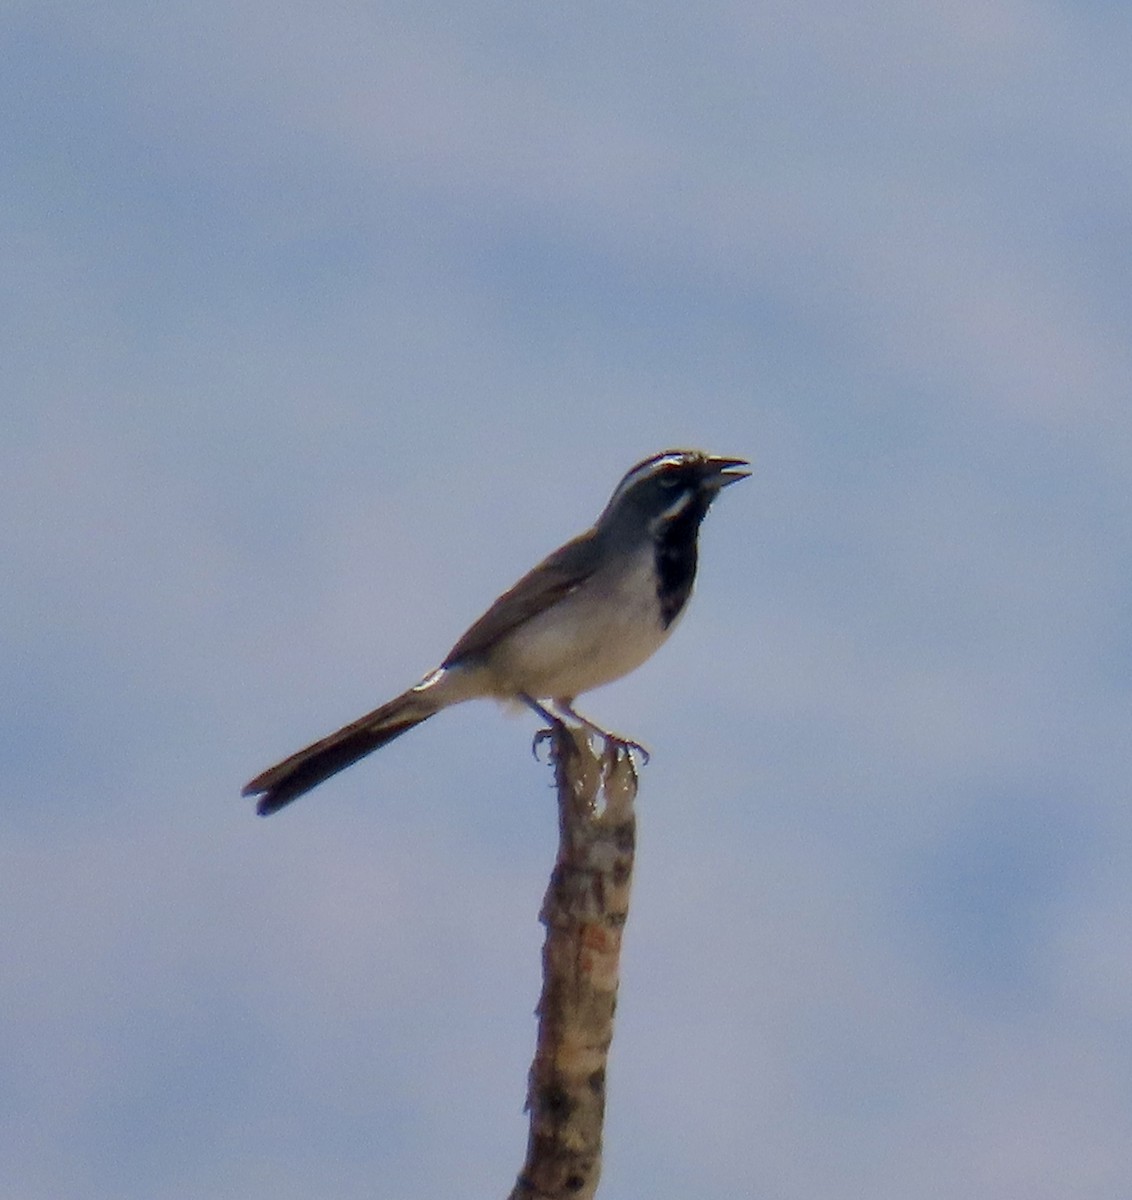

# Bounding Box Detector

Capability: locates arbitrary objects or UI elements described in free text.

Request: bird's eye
[658,475,681,489]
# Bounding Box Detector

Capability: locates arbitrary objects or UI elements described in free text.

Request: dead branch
[508,725,639,1200]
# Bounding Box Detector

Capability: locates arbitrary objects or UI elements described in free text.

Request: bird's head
[598,449,750,535]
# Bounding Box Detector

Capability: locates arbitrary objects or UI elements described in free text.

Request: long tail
[243,687,441,816]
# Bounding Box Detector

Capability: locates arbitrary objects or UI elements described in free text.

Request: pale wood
[508,726,639,1200]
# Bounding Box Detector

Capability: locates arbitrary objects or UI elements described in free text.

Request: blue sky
[4,3,1131,1197]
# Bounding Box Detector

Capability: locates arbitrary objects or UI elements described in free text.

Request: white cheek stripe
[649,487,694,531]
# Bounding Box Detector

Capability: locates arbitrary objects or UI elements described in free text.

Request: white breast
[484,544,678,700]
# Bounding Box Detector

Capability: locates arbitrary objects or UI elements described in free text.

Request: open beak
[705,456,752,489]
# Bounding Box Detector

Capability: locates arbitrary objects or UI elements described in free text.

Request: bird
[243,449,749,815]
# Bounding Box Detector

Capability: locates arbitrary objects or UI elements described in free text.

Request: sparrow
[244,449,748,814]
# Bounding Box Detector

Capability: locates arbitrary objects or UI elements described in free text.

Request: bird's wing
[442,530,599,666]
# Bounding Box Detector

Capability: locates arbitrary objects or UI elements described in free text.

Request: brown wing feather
[442,530,599,667]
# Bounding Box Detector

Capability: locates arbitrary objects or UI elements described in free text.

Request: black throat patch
[653,497,707,627]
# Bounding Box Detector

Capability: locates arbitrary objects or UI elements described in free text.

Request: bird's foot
[599,732,650,767]
[562,706,650,766]
[531,725,562,761]
[526,695,571,763]
[523,694,650,767]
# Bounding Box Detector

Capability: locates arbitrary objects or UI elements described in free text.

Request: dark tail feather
[243,690,437,816]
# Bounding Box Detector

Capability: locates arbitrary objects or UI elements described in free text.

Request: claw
[524,693,650,770]
[531,727,555,761]
[608,735,650,766]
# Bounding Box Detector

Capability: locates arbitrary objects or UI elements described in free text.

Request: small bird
[243,449,749,815]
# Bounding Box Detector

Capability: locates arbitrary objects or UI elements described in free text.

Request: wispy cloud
[4,3,1131,1197]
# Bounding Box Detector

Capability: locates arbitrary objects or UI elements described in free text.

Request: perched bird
[243,449,749,815]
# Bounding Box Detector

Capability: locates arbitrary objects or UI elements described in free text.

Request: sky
[3,2,1131,1197]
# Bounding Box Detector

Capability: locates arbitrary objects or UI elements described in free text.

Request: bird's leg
[553,699,651,766]
[522,694,569,761]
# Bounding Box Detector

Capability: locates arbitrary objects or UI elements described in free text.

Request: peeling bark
[509,726,639,1200]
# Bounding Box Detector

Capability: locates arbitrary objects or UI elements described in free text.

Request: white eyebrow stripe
[607,453,687,507]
